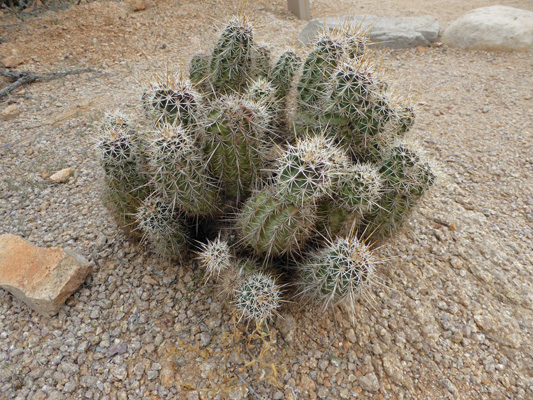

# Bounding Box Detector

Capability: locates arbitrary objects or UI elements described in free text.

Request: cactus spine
[299,235,376,308]
[136,196,189,259]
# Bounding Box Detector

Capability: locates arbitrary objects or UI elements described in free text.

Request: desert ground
[1,0,532,399]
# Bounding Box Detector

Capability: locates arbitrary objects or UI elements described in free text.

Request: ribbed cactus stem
[252,44,272,78]
[379,141,436,197]
[233,267,283,323]
[189,54,211,94]
[269,49,302,100]
[298,235,376,308]
[143,73,203,128]
[239,189,317,258]
[136,197,189,259]
[148,123,219,215]
[98,123,148,231]
[276,135,349,204]
[196,236,234,283]
[297,34,344,114]
[210,17,254,93]
[334,163,383,214]
[204,96,270,199]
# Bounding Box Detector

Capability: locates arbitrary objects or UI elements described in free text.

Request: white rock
[359,372,380,392]
[49,167,74,183]
[299,15,440,48]
[442,6,533,52]
[1,104,21,121]
[130,0,147,12]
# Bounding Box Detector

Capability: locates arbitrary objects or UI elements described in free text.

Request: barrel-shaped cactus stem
[143,72,203,128]
[334,163,383,214]
[252,43,272,78]
[135,196,189,260]
[233,268,283,324]
[298,235,377,309]
[204,96,270,199]
[196,236,234,283]
[189,54,212,95]
[379,140,437,197]
[210,16,254,93]
[98,124,149,231]
[148,123,220,216]
[276,135,349,204]
[238,189,317,258]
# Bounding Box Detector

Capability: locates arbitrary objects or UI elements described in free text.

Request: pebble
[359,373,380,392]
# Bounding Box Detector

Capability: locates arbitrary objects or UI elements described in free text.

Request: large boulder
[299,15,440,48]
[0,234,91,316]
[442,6,533,52]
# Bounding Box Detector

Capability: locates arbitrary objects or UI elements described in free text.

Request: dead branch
[0,67,96,98]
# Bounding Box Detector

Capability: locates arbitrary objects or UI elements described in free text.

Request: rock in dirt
[49,167,74,183]
[1,55,22,68]
[359,372,380,392]
[130,0,147,12]
[299,15,440,48]
[0,234,91,316]
[442,6,533,52]
[1,104,21,121]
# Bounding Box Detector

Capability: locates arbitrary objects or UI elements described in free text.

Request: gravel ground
[1,1,532,399]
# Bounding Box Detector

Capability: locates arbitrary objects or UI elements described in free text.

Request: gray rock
[359,372,380,392]
[299,15,440,48]
[442,6,533,52]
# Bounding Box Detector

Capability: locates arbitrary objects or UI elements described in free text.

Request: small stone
[107,343,127,358]
[299,15,440,48]
[359,372,380,392]
[147,369,159,380]
[301,375,316,392]
[49,167,74,183]
[111,366,128,381]
[186,392,200,400]
[133,363,145,377]
[0,234,91,316]
[1,52,22,68]
[130,0,146,12]
[227,385,248,400]
[64,380,78,393]
[440,378,457,394]
[346,328,357,343]
[1,104,21,121]
[160,364,175,388]
[382,353,403,384]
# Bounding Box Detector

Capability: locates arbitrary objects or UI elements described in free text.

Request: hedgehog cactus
[210,17,254,93]
[136,196,189,259]
[98,115,148,230]
[299,235,376,308]
[204,96,269,199]
[148,123,219,215]
[97,17,436,325]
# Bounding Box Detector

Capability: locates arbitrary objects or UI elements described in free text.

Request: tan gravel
[1,1,532,399]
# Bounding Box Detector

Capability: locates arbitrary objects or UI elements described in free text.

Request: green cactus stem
[238,189,317,258]
[148,123,219,216]
[135,196,189,259]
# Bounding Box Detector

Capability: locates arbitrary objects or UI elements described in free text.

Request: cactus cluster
[97,16,436,325]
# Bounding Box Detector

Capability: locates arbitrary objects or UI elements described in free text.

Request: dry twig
[0,67,96,98]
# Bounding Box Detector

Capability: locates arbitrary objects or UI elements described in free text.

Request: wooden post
[287,0,311,21]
